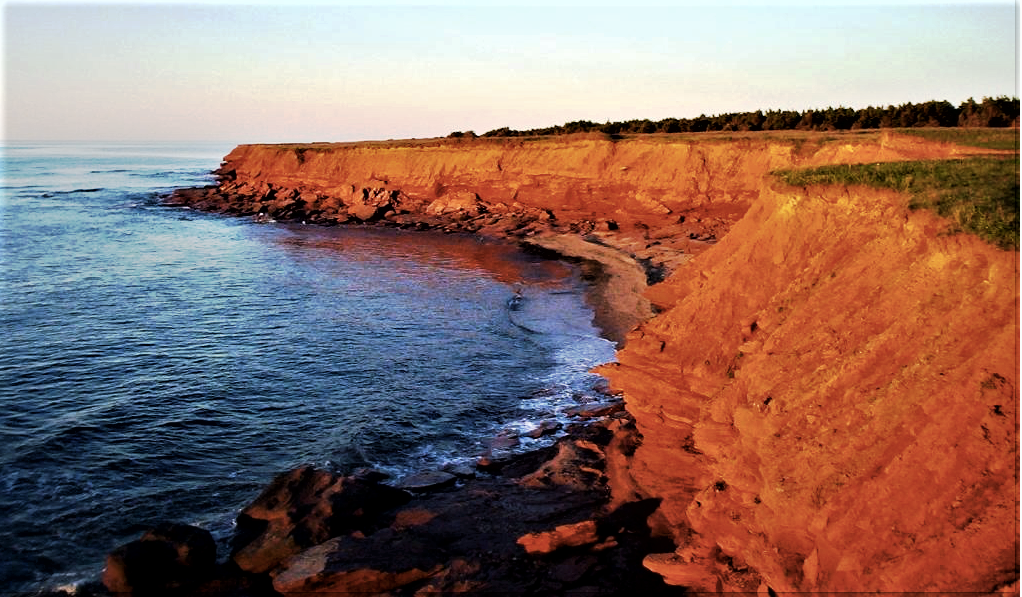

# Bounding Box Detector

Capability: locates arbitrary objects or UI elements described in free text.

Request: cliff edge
[170,131,1019,593]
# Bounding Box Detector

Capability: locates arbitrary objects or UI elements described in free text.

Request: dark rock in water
[488,444,561,479]
[231,465,411,574]
[566,402,624,419]
[102,522,216,594]
[351,467,391,483]
[103,540,178,593]
[397,470,458,492]
[489,429,521,450]
[440,462,477,479]
[141,522,217,573]
[475,455,502,473]
[526,420,563,439]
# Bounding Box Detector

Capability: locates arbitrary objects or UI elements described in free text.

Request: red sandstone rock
[231,465,410,574]
[602,181,1020,592]
[517,520,600,555]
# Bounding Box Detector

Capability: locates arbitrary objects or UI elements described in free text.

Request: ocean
[0,142,616,592]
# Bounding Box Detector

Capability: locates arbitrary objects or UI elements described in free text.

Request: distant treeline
[449,97,1019,138]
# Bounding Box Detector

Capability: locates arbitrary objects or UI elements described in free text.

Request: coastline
[77,178,681,596]
[521,233,657,347]
[87,132,1019,595]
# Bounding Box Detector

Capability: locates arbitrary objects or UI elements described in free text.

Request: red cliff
[176,131,1019,593]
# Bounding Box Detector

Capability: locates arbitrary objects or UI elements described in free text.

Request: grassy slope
[899,127,1020,151]
[774,129,1020,250]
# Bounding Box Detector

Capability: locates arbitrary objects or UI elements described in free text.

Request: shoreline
[92,130,1020,594]
[520,232,657,347]
[74,186,681,596]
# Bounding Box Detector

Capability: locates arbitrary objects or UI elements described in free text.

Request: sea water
[0,142,616,592]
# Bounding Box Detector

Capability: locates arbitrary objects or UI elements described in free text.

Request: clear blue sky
[3,2,1018,142]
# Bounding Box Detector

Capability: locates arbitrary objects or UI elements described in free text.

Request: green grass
[774,157,1020,250]
[897,128,1020,151]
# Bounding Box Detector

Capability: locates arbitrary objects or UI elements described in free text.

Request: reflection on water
[269,223,573,287]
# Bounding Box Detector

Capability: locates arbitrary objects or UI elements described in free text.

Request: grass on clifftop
[774,156,1020,250]
[898,128,1020,150]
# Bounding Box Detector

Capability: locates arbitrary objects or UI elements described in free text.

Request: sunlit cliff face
[197,132,1018,592]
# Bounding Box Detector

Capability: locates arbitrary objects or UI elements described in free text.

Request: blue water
[0,142,616,592]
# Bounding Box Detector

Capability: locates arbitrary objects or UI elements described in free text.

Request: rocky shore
[66,132,1018,594]
[164,175,696,346]
[93,413,688,596]
[69,149,697,596]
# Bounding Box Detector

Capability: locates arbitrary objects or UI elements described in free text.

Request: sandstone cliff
[176,131,1019,593]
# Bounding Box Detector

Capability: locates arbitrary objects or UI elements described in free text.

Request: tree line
[448,97,1019,139]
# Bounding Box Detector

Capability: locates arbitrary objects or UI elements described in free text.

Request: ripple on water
[0,144,616,593]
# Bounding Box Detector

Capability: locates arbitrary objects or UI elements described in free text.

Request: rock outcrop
[102,523,217,594]
[163,131,1019,593]
[231,466,411,574]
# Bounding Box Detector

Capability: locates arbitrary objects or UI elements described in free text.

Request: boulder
[102,523,216,594]
[140,522,217,573]
[425,191,485,217]
[231,465,410,574]
[346,186,394,221]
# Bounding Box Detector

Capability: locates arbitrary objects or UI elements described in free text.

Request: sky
[2,1,1018,143]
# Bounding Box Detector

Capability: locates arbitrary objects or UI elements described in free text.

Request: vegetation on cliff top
[897,127,1020,151]
[774,155,1020,251]
[453,97,1019,138]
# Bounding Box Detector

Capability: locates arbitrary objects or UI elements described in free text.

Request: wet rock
[270,529,444,594]
[397,471,458,492]
[518,440,606,490]
[412,558,485,594]
[392,508,438,530]
[440,462,477,479]
[566,402,624,419]
[526,420,563,439]
[549,554,600,583]
[475,455,502,473]
[103,540,179,594]
[491,444,560,479]
[141,522,216,573]
[489,430,521,450]
[231,465,410,574]
[351,467,391,483]
[102,523,216,594]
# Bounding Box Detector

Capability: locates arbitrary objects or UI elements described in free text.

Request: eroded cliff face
[600,181,1019,592]
[193,132,1018,593]
[216,132,977,236]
